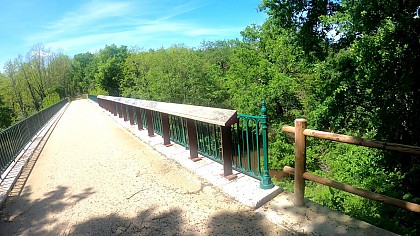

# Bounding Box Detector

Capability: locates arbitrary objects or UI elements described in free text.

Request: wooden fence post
[294,119,307,206]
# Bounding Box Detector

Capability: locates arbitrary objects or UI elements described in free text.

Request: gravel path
[0,99,290,235]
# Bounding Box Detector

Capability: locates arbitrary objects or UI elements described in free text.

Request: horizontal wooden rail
[283,119,420,214]
[282,126,420,156]
[283,166,420,213]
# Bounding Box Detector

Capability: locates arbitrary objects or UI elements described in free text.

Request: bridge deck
[0,99,289,235]
[0,99,397,235]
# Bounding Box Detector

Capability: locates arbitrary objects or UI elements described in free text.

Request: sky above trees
[0,0,266,71]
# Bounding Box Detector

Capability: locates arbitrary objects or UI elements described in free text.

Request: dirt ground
[0,99,291,235]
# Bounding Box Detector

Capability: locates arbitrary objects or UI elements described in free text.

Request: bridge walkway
[0,99,290,235]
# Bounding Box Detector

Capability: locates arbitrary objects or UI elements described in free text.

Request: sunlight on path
[0,99,289,235]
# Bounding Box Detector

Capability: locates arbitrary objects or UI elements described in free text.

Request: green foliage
[122,45,229,107]
[0,75,14,129]
[71,52,95,95]
[0,1,418,233]
[95,44,128,96]
[42,92,61,109]
[88,87,109,96]
[260,1,419,234]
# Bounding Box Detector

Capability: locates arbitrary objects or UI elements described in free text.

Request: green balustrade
[140,108,147,128]
[95,95,273,189]
[87,94,98,103]
[169,115,188,147]
[234,101,273,188]
[196,121,222,162]
[151,111,162,135]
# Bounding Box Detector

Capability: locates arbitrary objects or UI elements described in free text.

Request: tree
[3,59,26,117]
[0,74,14,129]
[46,53,72,99]
[71,52,95,95]
[95,44,128,96]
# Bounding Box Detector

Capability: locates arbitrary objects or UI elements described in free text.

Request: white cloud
[26,0,241,55]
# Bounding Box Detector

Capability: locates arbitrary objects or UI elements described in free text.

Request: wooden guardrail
[282,119,420,213]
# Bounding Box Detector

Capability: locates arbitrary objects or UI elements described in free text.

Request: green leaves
[121,45,229,108]
[95,44,128,96]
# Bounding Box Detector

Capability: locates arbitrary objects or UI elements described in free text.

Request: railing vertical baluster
[256,121,261,175]
[260,100,274,189]
[161,113,171,146]
[146,110,154,136]
[294,118,307,205]
[135,108,143,130]
[245,119,251,172]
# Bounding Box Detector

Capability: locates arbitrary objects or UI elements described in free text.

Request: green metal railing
[169,115,188,147]
[0,99,68,175]
[151,111,162,135]
[88,94,98,103]
[197,121,222,162]
[94,95,273,188]
[232,115,262,179]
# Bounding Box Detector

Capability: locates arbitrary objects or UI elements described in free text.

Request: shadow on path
[1,186,95,235]
[1,185,288,235]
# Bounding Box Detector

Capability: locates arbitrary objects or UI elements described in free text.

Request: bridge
[0,98,398,235]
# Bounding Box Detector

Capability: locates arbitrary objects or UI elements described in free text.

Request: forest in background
[0,1,419,234]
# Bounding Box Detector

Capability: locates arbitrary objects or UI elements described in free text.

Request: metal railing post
[161,113,171,146]
[128,106,134,125]
[294,118,307,206]
[135,107,143,130]
[146,109,154,136]
[221,126,235,179]
[118,103,123,118]
[260,100,274,189]
[112,101,117,116]
[109,101,113,115]
[122,104,129,121]
[186,119,199,160]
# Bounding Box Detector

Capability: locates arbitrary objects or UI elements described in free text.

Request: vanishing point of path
[0,99,290,235]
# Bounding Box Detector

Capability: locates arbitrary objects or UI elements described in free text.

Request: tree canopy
[1,1,419,234]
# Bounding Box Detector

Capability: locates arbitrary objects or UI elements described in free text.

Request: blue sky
[0,0,266,70]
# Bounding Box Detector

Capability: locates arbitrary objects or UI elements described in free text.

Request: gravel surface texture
[0,99,290,236]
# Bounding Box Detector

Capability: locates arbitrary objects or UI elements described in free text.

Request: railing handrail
[98,95,238,126]
[282,119,420,213]
[282,125,420,156]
